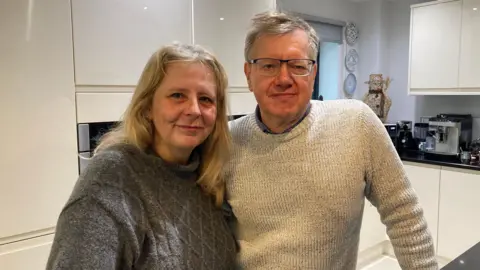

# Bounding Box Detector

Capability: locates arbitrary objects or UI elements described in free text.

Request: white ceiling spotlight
[220,17,224,21]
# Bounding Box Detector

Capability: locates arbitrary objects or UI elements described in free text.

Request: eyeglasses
[248,58,316,77]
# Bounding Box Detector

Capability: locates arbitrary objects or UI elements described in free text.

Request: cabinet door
[228,92,258,115]
[459,0,480,90]
[72,0,192,86]
[0,0,78,239]
[403,163,441,252]
[437,168,480,260]
[194,0,276,91]
[358,201,387,252]
[409,1,462,91]
[0,234,53,270]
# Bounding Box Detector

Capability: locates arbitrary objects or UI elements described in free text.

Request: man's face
[245,29,317,122]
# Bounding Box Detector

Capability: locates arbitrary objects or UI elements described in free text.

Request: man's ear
[312,63,318,80]
[244,62,253,92]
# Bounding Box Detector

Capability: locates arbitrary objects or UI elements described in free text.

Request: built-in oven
[229,115,246,121]
[76,115,247,174]
[77,121,118,174]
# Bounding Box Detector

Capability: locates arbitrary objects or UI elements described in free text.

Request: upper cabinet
[459,0,480,89]
[409,0,480,95]
[194,0,276,91]
[71,0,192,86]
[409,0,462,94]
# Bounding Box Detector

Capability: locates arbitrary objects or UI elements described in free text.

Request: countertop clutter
[385,114,480,172]
[399,150,480,171]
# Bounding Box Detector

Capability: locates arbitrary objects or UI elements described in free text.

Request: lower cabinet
[0,234,53,270]
[437,167,480,260]
[359,201,387,252]
[403,162,441,252]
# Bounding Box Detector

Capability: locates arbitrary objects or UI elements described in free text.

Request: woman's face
[150,62,217,163]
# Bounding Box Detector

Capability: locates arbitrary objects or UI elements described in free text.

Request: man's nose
[275,63,294,87]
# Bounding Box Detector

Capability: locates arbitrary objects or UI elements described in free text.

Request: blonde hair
[96,43,231,207]
[244,11,319,60]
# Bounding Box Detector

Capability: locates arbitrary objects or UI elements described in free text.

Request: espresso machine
[395,120,417,152]
[426,114,473,156]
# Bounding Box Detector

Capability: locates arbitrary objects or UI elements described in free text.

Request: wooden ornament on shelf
[362,74,392,123]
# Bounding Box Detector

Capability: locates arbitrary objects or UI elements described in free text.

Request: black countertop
[398,150,480,171]
[441,242,480,270]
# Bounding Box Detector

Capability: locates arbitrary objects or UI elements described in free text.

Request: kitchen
[1,0,480,269]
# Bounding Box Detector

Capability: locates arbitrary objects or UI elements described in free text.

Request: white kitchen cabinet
[194,0,276,91]
[437,167,480,260]
[359,201,387,252]
[76,92,133,123]
[409,0,462,94]
[0,0,78,240]
[71,0,192,86]
[459,0,480,91]
[0,234,54,270]
[403,162,441,252]
[228,92,257,115]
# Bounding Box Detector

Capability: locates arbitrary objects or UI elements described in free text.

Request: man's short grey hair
[244,11,320,61]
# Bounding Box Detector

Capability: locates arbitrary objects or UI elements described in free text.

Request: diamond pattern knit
[47,144,237,270]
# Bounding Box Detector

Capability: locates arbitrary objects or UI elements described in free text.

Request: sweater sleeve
[360,104,439,270]
[46,195,135,270]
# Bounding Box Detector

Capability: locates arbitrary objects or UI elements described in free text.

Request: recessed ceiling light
[220,17,225,21]
[144,6,148,10]
[474,7,478,11]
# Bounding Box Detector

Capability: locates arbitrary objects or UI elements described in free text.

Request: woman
[46,43,237,269]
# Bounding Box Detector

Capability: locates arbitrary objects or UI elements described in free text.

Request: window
[308,21,344,101]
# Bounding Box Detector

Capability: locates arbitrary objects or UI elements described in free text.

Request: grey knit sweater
[225,100,438,269]
[47,144,237,270]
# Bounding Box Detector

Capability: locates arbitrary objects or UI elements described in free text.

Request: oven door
[78,151,92,174]
[77,121,118,174]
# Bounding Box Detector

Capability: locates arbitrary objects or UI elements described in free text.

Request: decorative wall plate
[345,22,359,46]
[345,49,359,72]
[343,73,357,96]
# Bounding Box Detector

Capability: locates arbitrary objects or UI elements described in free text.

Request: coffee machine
[426,114,473,156]
[396,120,417,152]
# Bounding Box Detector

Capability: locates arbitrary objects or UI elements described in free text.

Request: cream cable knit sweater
[225,100,438,270]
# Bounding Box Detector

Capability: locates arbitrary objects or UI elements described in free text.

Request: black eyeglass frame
[247,58,317,76]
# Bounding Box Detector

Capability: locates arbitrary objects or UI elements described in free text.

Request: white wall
[277,0,359,23]
[355,0,390,100]
[382,0,427,123]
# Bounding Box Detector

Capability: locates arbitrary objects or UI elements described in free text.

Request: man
[225,11,438,269]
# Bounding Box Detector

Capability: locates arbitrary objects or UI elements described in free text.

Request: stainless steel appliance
[396,120,417,152]
[384,123,398,145]
[77,121,118,174]
[414,123,429,142]
[426,114,473,156]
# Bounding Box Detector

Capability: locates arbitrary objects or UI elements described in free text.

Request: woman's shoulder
[87,143,145,176]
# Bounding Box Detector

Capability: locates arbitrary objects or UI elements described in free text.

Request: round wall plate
[345,49,359,72]
[345,22,359,46]
[343,73,357,96]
